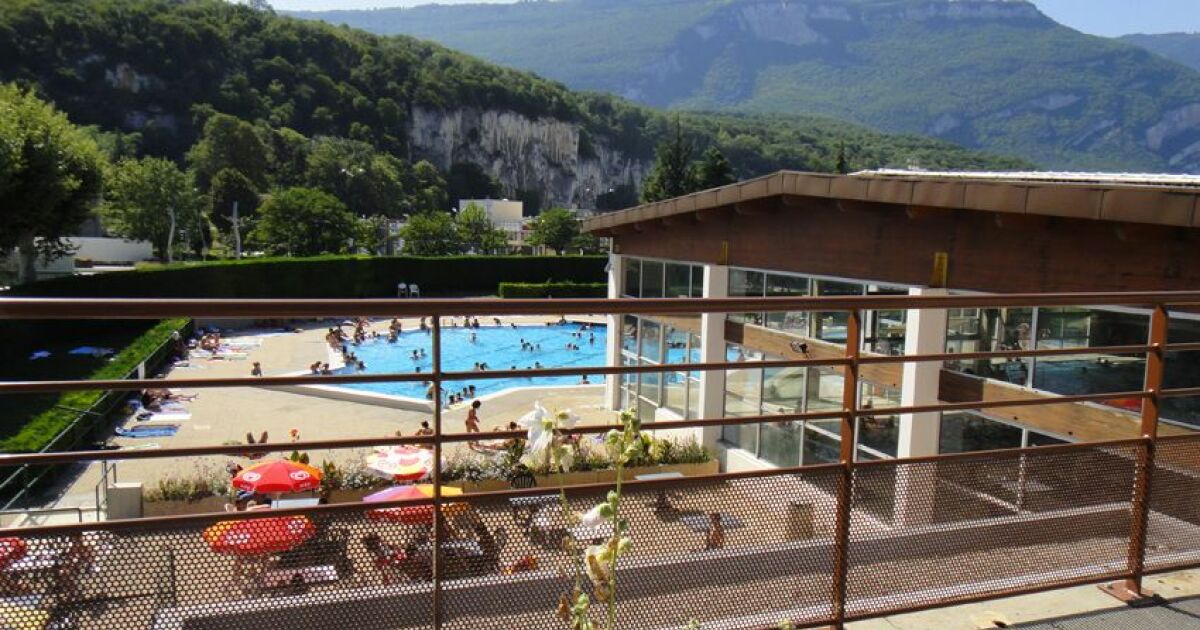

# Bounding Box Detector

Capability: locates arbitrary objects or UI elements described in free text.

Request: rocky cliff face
[408,107,651,208]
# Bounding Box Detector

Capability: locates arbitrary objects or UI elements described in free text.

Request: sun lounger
[116,425,180,438]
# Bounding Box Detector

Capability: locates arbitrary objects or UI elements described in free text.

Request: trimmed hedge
[2,318,190,453]
[12,255,607,298]
[498,282,607,298]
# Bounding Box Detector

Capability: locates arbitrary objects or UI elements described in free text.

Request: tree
[209,168,261,250]
[695,147,736,189]
[640,117,696,202]
[400,212,462,255]
[570,230,604,254]
[835,142,850,174]
[101,157,204,262]
[186,113,271,190]
[0,84,105,284]
[304,137,405,217]
[527,207,580,255]
[249,187,356,256]
[455,202,508,254]
[406,160,449,214]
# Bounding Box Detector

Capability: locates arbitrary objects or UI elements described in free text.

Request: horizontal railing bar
[5,291,1200,319]
[838,569,1134,627]
[851,436,1147,467]
[0,410,850,466]
[1166,342,1200,353]
[858,343,1155,365]
[0,357,850,395]
[855,389,1152,417]
[1161,386,1200,399]
[5,460,849,536]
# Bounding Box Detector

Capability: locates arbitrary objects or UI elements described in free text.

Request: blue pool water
[341,323,607,400]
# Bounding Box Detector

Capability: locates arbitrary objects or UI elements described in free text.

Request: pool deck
[40,314,616,513]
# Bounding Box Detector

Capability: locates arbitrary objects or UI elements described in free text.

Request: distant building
[457,199,537,253]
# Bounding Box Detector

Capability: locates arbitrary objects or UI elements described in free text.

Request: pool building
[584,170,1200,472]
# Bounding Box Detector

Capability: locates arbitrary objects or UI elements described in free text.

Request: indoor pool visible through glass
[339,323,607,400]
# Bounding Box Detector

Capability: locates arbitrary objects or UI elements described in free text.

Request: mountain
[0,0,1023,212]
[290,0,1200,174]
[1122,33,1200,73]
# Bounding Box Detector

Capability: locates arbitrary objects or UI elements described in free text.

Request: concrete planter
[457,459,717,493]
[143,496,228,517]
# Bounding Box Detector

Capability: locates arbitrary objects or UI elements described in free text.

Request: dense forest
[0,0,1026,211]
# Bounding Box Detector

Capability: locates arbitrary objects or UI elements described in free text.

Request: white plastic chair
[396,282,408,297]
[409,284,421,298]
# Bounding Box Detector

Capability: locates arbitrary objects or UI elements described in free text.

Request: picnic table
[271,498,321,510]
[635,471,684,513]
[678,512,743,534]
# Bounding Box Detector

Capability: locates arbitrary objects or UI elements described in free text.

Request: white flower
[518,400,548,429]
[579,503,607,528]
[555,409,579,430]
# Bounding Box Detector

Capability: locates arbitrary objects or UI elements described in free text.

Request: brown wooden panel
[615,195,1200,293]
[937,370,1194,442]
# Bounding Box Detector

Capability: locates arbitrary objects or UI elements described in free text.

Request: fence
[0,293,1199,629]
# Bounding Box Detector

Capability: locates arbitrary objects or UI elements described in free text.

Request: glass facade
[944,306,1200,426]
[939,411,1066,453]
[619,257,705,421]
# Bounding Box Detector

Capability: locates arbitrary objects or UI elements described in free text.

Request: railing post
[431,314,444,629]
[831,309,861,628]
[1104,304,1167,603]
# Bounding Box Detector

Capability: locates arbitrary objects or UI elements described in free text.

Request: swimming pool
[340,323,607,400]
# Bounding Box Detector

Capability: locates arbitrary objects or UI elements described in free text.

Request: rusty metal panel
[911,181,966,208]
[1026,186,1104,220]
[1146,435,1200,571]
[846,444,1138,618]
[1101,190,1195,227]
[866,179,914,205]
[830,176,871,201]
[963,182,1029,213]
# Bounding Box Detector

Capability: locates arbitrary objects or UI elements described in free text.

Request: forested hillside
[293,0,1200,173]
[1123,33,1200,73]
[0,0,1025,213]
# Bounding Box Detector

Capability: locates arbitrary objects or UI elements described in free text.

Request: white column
[697,264,729,450]
[604,253,624,410]
[894,287,948,527]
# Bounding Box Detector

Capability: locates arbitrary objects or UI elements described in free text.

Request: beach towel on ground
[137,411,191,423]
[116,424,179,438]
[68,346,115,357]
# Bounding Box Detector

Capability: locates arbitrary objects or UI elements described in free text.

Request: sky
[268,0,1200,38]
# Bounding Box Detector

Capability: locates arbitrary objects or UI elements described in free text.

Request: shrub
[1,318,190,453]
[12,255,607,298]
[497,281,607,298]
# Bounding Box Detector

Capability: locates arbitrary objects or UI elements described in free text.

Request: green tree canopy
[209,168,261,237]
[641,118,696,202]
[695,147,736,190]
[400,211,461,255]
[187,113,272,191]
[527,207,580,255]
[304,137,406,217]
[455,202,507,254]
[100,157,204,262]
[406,160,449,214]
[0,84,105,283]
[249,187,357,256]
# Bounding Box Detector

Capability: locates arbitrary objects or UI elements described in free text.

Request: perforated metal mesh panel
[846,444,1139,618]
[1147,435,1200,571]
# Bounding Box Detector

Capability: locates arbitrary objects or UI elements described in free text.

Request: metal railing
[0,293,1199,629]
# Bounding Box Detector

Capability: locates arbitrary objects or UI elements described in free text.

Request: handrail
[4,291,1200,319]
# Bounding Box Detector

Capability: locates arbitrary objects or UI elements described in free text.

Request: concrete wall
[66,236,154,264]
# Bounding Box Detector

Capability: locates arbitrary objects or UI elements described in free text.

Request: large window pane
[622,258,640,298]
[1032,308,1147,413]
[639,319,662,363]
[690,265,704,297]
[804,367,844,412]
[814,280,862,343]
[1165,316,1200,426]
[665,263,692,298]
[761,422,802,467]
[728,268,765,325]
[765,273,810,332]
[686,373,700,419]
[939,412,1022,453]
[865,285,908,355]
[621,315,638,353]
[857,415,898,457]
[803,421,841,464]
[722,343,762,452]
[762,367,804,413]
[641,260,664,298]
[944,307,1033,384]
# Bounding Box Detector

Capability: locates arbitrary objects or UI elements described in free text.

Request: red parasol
[203,516,315,557]
[364,484,468,524]
[233,460,322,494]
[0,538,27,568]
